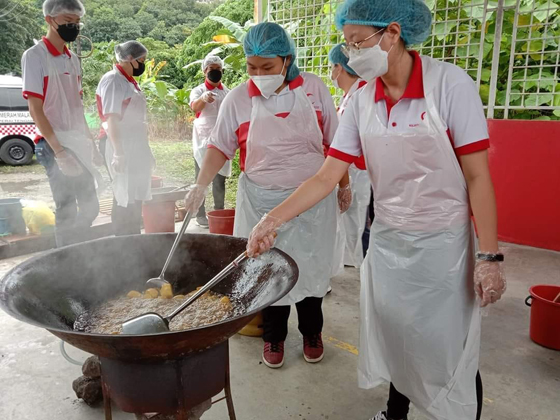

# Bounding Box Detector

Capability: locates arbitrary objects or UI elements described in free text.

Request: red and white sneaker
[303,334,324,363]
[262,341,285,369]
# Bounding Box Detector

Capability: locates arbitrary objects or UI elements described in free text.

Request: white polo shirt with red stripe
[21,37,83,142]
[329,51,489,164]
[189,80,230,119]
[208,72,338,171]
[96,65,141,135]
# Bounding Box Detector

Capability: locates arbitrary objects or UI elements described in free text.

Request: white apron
[44,44,104,192]
[103,78,153,207]
[234,86,337,306]
[331,79,371,274]
[357,67,481,419]
[193,105,231,178]
[342,165,371,267]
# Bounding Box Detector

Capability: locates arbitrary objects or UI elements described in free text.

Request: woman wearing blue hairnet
[246,1,507,419]
[184,22,345,368]
[328,43,372,274]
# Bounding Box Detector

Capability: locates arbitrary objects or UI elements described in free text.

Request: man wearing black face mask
[21,0,103,247]
[189,55,231,228]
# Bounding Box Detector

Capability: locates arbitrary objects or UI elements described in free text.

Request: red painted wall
[487,119,560,251]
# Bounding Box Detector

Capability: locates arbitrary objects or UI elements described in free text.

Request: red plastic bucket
[142,201,175,233]
[207,209,235,235]
[525,284,560,350]
[151,176,163,189]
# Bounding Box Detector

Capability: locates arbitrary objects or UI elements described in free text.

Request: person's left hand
[247,214,284,257]
[337,184,352,213]
[474,260,507,307]
[92,146,104,167]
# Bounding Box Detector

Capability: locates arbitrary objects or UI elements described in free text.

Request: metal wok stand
[99,340,236,420]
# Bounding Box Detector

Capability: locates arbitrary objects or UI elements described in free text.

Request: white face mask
[331,66,341,90]
[347,33,393,82]
[250,58,287,99]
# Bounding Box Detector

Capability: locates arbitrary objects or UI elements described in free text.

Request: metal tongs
[122,252,249,335]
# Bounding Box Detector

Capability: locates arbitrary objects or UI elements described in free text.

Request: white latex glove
[111,154,126,174]
[55,150,83,177]
[247,214,284,257]
[337,184,352,213]
[201,91,216,103]
[92,145,104,167]
[184,184,208,215]
[474,259,507,307]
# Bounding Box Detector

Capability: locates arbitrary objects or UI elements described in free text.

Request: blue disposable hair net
[335,0,433,46]
[328,43,358,76]
[243,22,300,81]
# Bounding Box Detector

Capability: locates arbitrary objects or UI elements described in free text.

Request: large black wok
[0,233,298,361]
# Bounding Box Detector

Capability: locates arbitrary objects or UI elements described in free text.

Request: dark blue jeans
[35,140,99,247]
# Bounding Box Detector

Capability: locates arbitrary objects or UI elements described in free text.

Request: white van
[0,75,37,165]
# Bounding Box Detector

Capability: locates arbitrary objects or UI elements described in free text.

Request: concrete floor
[0,241,559,420]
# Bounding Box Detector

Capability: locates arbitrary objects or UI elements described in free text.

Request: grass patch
[0,157,45,175]
[150,139,240,209]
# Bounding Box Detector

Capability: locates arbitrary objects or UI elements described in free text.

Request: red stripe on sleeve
[455,139,490,156]
[328,148,358,164]
[354,155,366,170]
[22,91,44,100]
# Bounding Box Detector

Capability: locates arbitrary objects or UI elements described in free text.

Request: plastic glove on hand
[474,260,507,307]
[247,214,283,257]
[92,146,104,167]
[337,184,352,213]
[112,155,127,174]
[201,91,216,103]
[55,151,83,177]
[184,184,207,214]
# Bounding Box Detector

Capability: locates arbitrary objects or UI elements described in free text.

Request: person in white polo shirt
[21,0,103,247]
[189,55,231,228]
[184,22,348,369]
[328,42,371,278]
[246,1,507,419]
[96,40,154,236]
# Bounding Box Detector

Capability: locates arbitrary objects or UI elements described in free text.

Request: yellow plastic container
[237,311,263,337]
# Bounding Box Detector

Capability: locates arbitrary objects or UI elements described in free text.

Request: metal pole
[486,0,505,119]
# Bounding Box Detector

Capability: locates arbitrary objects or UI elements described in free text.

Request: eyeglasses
[54,19,84,30]
[341,28,384,57]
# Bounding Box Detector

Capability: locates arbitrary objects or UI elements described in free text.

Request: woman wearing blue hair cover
[246,1,507,419]
[184,22,347,369]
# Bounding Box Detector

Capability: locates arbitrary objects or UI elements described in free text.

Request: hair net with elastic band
[335,0,432,46]
[202,55,224,72]
[243,22,300,82]
[329,43,358,76]
[115,41,148,63]
[43,0,85,17]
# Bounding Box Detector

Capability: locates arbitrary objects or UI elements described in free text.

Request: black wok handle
[525,296,532,307]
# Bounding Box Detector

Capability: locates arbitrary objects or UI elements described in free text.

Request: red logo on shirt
[421,111,426,120]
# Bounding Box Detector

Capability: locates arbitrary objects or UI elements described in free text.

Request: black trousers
[387,372,483,420]
[35,140,99,247]
[111,198,143,236]
[262,297,323,343]
[194,160,226,217]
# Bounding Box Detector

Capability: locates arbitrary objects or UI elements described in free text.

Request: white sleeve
[442,73,489,149]
[316,80,339,146]
[97,75,129,117]
[190,85,204,107]
[21,49,45,100]
[207,92,239,159]
[329,94,362,160]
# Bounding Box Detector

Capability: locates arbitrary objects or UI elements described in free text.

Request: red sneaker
[303,334,324,363]
[262,341,285,369]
